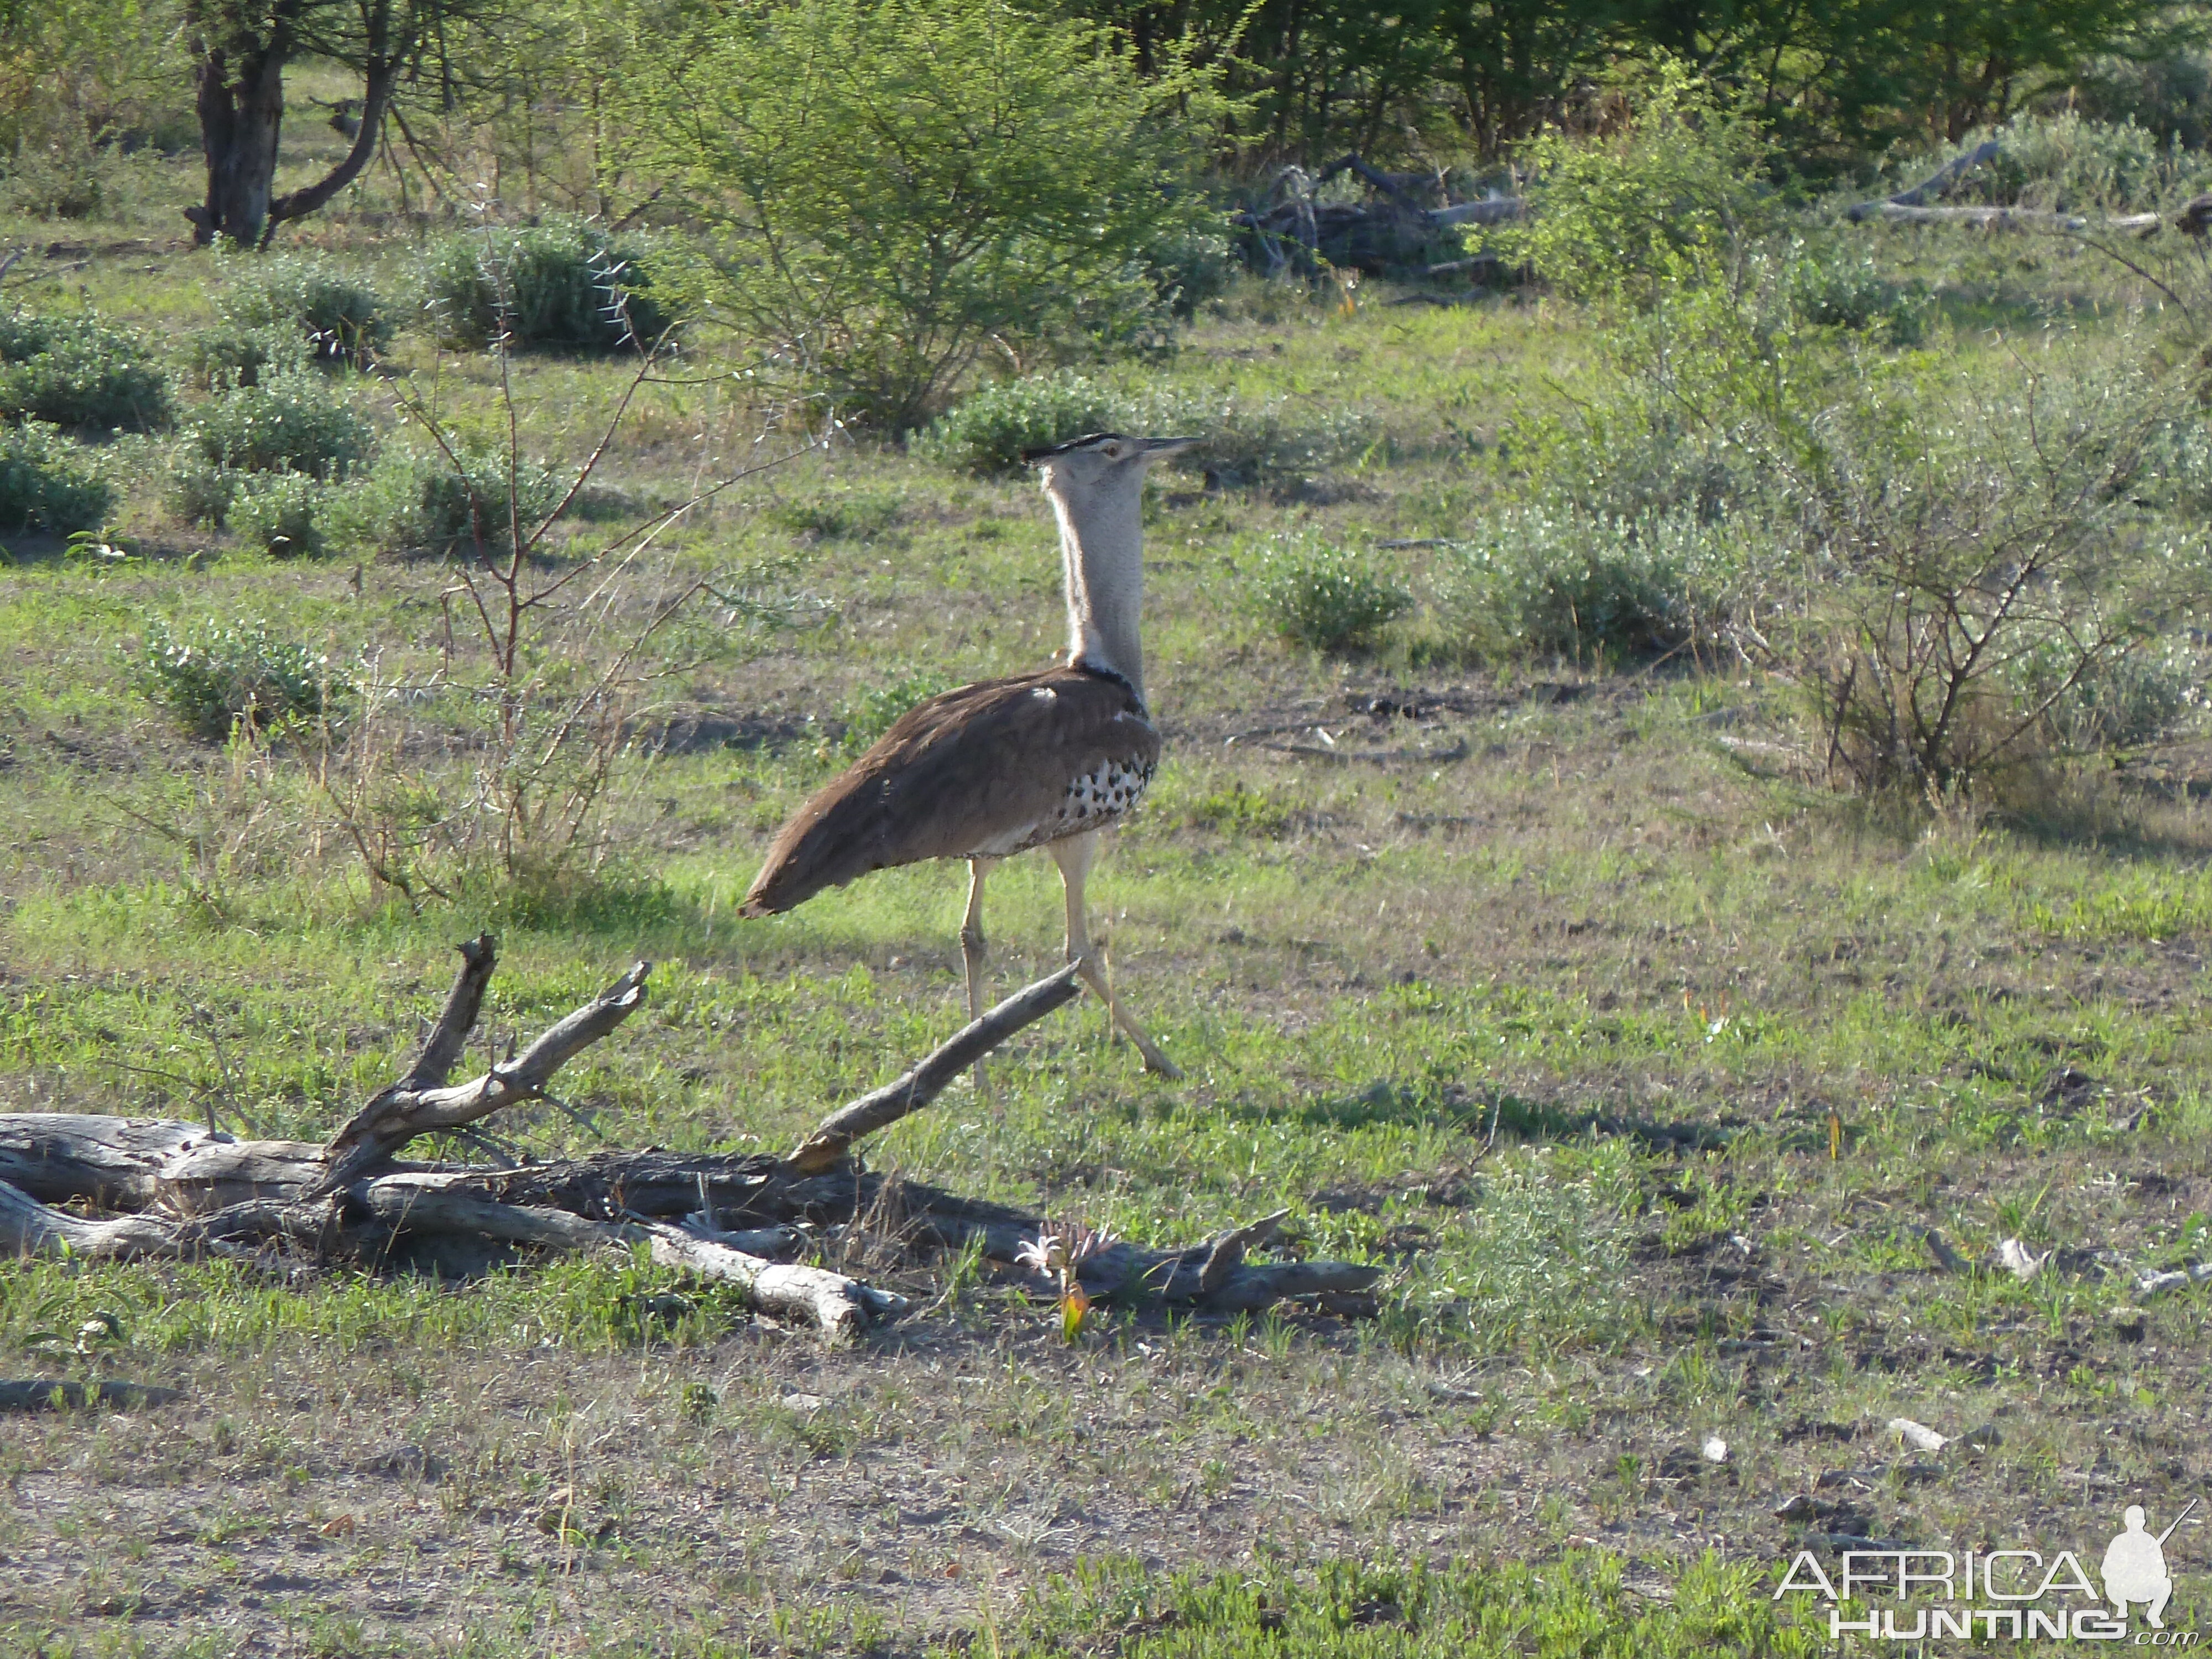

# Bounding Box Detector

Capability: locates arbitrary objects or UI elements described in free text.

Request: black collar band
[1070,657,1145,711]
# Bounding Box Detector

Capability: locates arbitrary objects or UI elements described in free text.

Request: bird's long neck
[1050,482,1146,703]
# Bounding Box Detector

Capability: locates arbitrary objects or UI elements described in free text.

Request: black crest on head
[1019,432,1128,466]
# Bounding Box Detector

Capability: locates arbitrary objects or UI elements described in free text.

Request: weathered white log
[1430,197,1524,228]
[156,1140,329,1213]
[1847,138,2003,220]
[1854,204,2162,233]
[1,936,1378,1328]
[679,1216,806,1257]
[362,1173,626,1250]
[359,1173,901,1333]
[2137,1261,2212,1298]
[0,1115,226,1207]
[1,1177,191,1260]
[644,1228,906,1338]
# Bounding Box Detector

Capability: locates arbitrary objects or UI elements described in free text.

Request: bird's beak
[1137,436,1202,460]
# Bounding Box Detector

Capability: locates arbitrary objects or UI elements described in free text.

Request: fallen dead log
[1846,140,2163,236]
[316,936,649,1194]
[1854,203,2162,233]
[1848,138,2004,220]
[0,1114,223,1208]
[0,1176,202,1261]
[0,939,1381,1332]
[1234,158,1522,275]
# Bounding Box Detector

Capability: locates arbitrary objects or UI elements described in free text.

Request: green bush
[161,457,237,528]
[346,445,566,555]
[186,374,373,478]
[1131,385,1375,488]
[422,217,667,353]
[216,253,393,369]
[0,422,113,533]
[1941,111,2194,211]
[2010,633,2198,751]
[180,322,301,392]
[227,471,330,557]
[1437,505,1733,663]
[832,671,955,755]
[1250,537,1410,652]
[1146,223,1235,319]
[1781,241,1926,341]
[1479,64,1783,307]
[0,311,170,430]
[918,375,1369,484]
[915,373,1121,474]
[2,121,124,221]
[137,617,349,740]
[620,0,1226,427]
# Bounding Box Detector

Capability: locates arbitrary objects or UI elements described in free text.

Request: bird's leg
[1050,831,1182,1079]
[961,857,996,1095]
[961,857,995,1022]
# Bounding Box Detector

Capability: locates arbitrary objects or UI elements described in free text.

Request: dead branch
[784,965,1083,1173]
[1845,140,2162,237]
[0,943,1381,1333]
[1233,158,1521,276]
[316,940,649,1193]
[0,1114,222,1208]
[0,1177,201,1261]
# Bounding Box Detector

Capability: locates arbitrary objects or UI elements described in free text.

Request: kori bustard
[740,432,1196,1077]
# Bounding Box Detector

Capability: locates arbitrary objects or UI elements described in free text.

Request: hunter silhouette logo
[2105,1502,2196,1630]
[1775,1496,2201,1642]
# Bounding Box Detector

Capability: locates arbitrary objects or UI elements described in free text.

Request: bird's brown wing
[740,668,1159,916]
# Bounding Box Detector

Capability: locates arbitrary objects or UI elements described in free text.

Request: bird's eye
[1103,444,1122,459]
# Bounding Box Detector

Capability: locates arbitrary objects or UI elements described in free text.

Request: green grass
[2,154,2212,1653]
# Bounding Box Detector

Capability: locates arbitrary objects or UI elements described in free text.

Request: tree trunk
[189,35,290,247]
[187,0,397,248]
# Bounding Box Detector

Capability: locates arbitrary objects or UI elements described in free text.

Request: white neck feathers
[1047,475,1146,702]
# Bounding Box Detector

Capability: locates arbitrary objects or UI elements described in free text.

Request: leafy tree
[182,0,500,247]
[623,0,1227,429]
[1435,0,1618,158]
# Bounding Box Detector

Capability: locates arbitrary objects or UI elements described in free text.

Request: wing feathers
[740,668,1158,916]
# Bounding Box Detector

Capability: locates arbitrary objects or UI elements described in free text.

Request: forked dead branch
[0,938,1380,1338]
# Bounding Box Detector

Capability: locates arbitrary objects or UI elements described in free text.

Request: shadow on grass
[1294,1079,1739,1151]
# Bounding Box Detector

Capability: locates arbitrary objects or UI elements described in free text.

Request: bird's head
[1020,432,1201,499]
